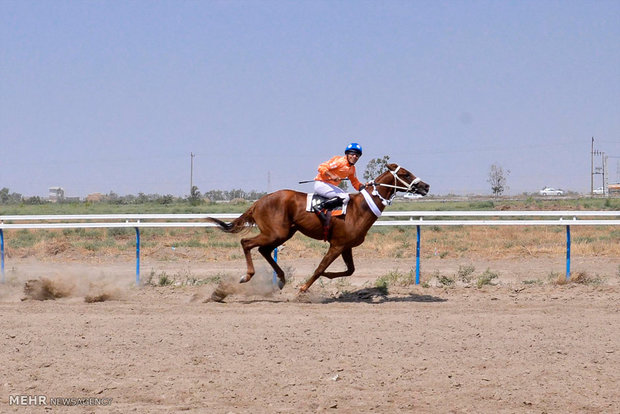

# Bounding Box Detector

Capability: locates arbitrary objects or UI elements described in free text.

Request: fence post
[1,229,4,284]
[272,247,278,285]
[416,225,421,285]
[135,227,140,285]
[566,225,571,280]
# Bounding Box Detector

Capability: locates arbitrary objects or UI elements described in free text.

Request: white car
[403,192,423,199]
[539,187,564,196]
[592,187,605,195]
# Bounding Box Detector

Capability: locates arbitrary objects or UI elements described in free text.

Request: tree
[158,194,175,205]
[0,187,9,204]
[188,185,202,206]
[0,187,22,204]
[363,155,390,181]
[487,163,510,196]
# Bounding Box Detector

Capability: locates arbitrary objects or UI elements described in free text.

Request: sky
[1,0,619,198]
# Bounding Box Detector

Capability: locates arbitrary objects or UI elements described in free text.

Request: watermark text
[9,395,112,406]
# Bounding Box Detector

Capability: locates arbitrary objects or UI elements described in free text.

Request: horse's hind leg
[240,232,292,284]
[239,236,260,283]
[258,245,286,289]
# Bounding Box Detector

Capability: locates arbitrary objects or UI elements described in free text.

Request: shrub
[457,265,475,283]
[159,273,173,286]
[438,275,455,287]
[375,269,415,290]
[476,269,499,288]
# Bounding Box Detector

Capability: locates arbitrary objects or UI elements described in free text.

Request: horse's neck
[373,174,396,201]
[353,181,394,224]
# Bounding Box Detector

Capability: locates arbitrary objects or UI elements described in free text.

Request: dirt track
[1,257,619,413]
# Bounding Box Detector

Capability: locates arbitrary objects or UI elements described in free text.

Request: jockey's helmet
[345,142,363,156]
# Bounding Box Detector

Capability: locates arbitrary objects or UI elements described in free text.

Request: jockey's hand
[327,172,339,181]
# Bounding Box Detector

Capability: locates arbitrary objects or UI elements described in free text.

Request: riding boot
[316,208,328,223]
[319,197,344,211]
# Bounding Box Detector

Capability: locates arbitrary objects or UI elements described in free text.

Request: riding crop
[298,178,350,184]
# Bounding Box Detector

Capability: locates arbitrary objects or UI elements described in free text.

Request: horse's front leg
[299,245,344,292]
[321,247,355,279]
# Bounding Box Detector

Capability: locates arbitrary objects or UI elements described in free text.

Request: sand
[0,255,619,413]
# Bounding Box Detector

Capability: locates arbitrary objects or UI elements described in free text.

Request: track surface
[1,258,619,413]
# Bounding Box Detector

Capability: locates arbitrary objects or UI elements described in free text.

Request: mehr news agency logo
[9,395,112,407]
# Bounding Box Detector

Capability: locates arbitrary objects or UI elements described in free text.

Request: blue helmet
[345,142,363,155]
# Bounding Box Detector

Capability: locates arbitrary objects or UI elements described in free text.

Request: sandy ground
[1,255,619,413]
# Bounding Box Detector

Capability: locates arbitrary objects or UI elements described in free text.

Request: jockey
[314,142,366,210]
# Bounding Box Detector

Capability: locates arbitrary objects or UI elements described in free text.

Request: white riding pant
[313,181,350,204]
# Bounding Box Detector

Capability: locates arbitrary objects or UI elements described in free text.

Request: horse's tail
[207,205,256,234]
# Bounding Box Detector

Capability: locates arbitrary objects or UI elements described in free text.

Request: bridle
[381,165,422,193]
[367,165,423,207]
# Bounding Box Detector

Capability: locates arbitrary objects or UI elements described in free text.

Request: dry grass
[359,226,620,260]
[2,226,619,262]
[552,271,604,286]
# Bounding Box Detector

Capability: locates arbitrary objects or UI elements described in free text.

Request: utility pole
[190,152,195,195]
[603,153,608,194]
[267,170,271,193]
[592,138,605,195]
[590,137,594,195]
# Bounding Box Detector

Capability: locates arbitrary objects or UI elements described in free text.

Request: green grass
[375,269,415,291]
[2,197,618,220]
[0,200,253,215]
[9,230,40,248]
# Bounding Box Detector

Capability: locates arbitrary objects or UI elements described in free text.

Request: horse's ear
[386,163,398,171]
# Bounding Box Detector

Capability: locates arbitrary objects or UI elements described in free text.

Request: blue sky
[1,0,619,197]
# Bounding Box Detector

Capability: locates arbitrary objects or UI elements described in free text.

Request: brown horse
[207,163,429,294]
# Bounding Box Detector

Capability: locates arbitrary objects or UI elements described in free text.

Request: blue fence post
[272,247,278,285]
[566,225,571,281]
[135,227,140,285]
[415,225,421,285]
[1,229,4,284]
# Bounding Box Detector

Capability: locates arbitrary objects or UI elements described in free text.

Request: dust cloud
[206,267,290,302]
[0,265,130,303]
[22,274,125,302]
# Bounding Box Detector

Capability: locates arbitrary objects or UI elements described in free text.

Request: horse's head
[376,163,430,196]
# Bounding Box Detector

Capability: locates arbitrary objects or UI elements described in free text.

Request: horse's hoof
[239,275,249,283]
[277,279,285,290]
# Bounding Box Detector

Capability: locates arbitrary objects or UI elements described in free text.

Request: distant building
[86,192,105,202]
[48,187,65,202]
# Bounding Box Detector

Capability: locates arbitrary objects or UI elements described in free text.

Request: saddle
[306,194,347,241]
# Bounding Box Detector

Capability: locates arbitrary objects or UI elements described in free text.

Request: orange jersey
[315,155,363,191]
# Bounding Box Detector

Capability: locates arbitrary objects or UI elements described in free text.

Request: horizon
[1,1,619,198]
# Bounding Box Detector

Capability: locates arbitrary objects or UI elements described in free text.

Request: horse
[207,163,429,296]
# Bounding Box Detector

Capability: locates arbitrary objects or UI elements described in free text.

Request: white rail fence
[1,211,619,285]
